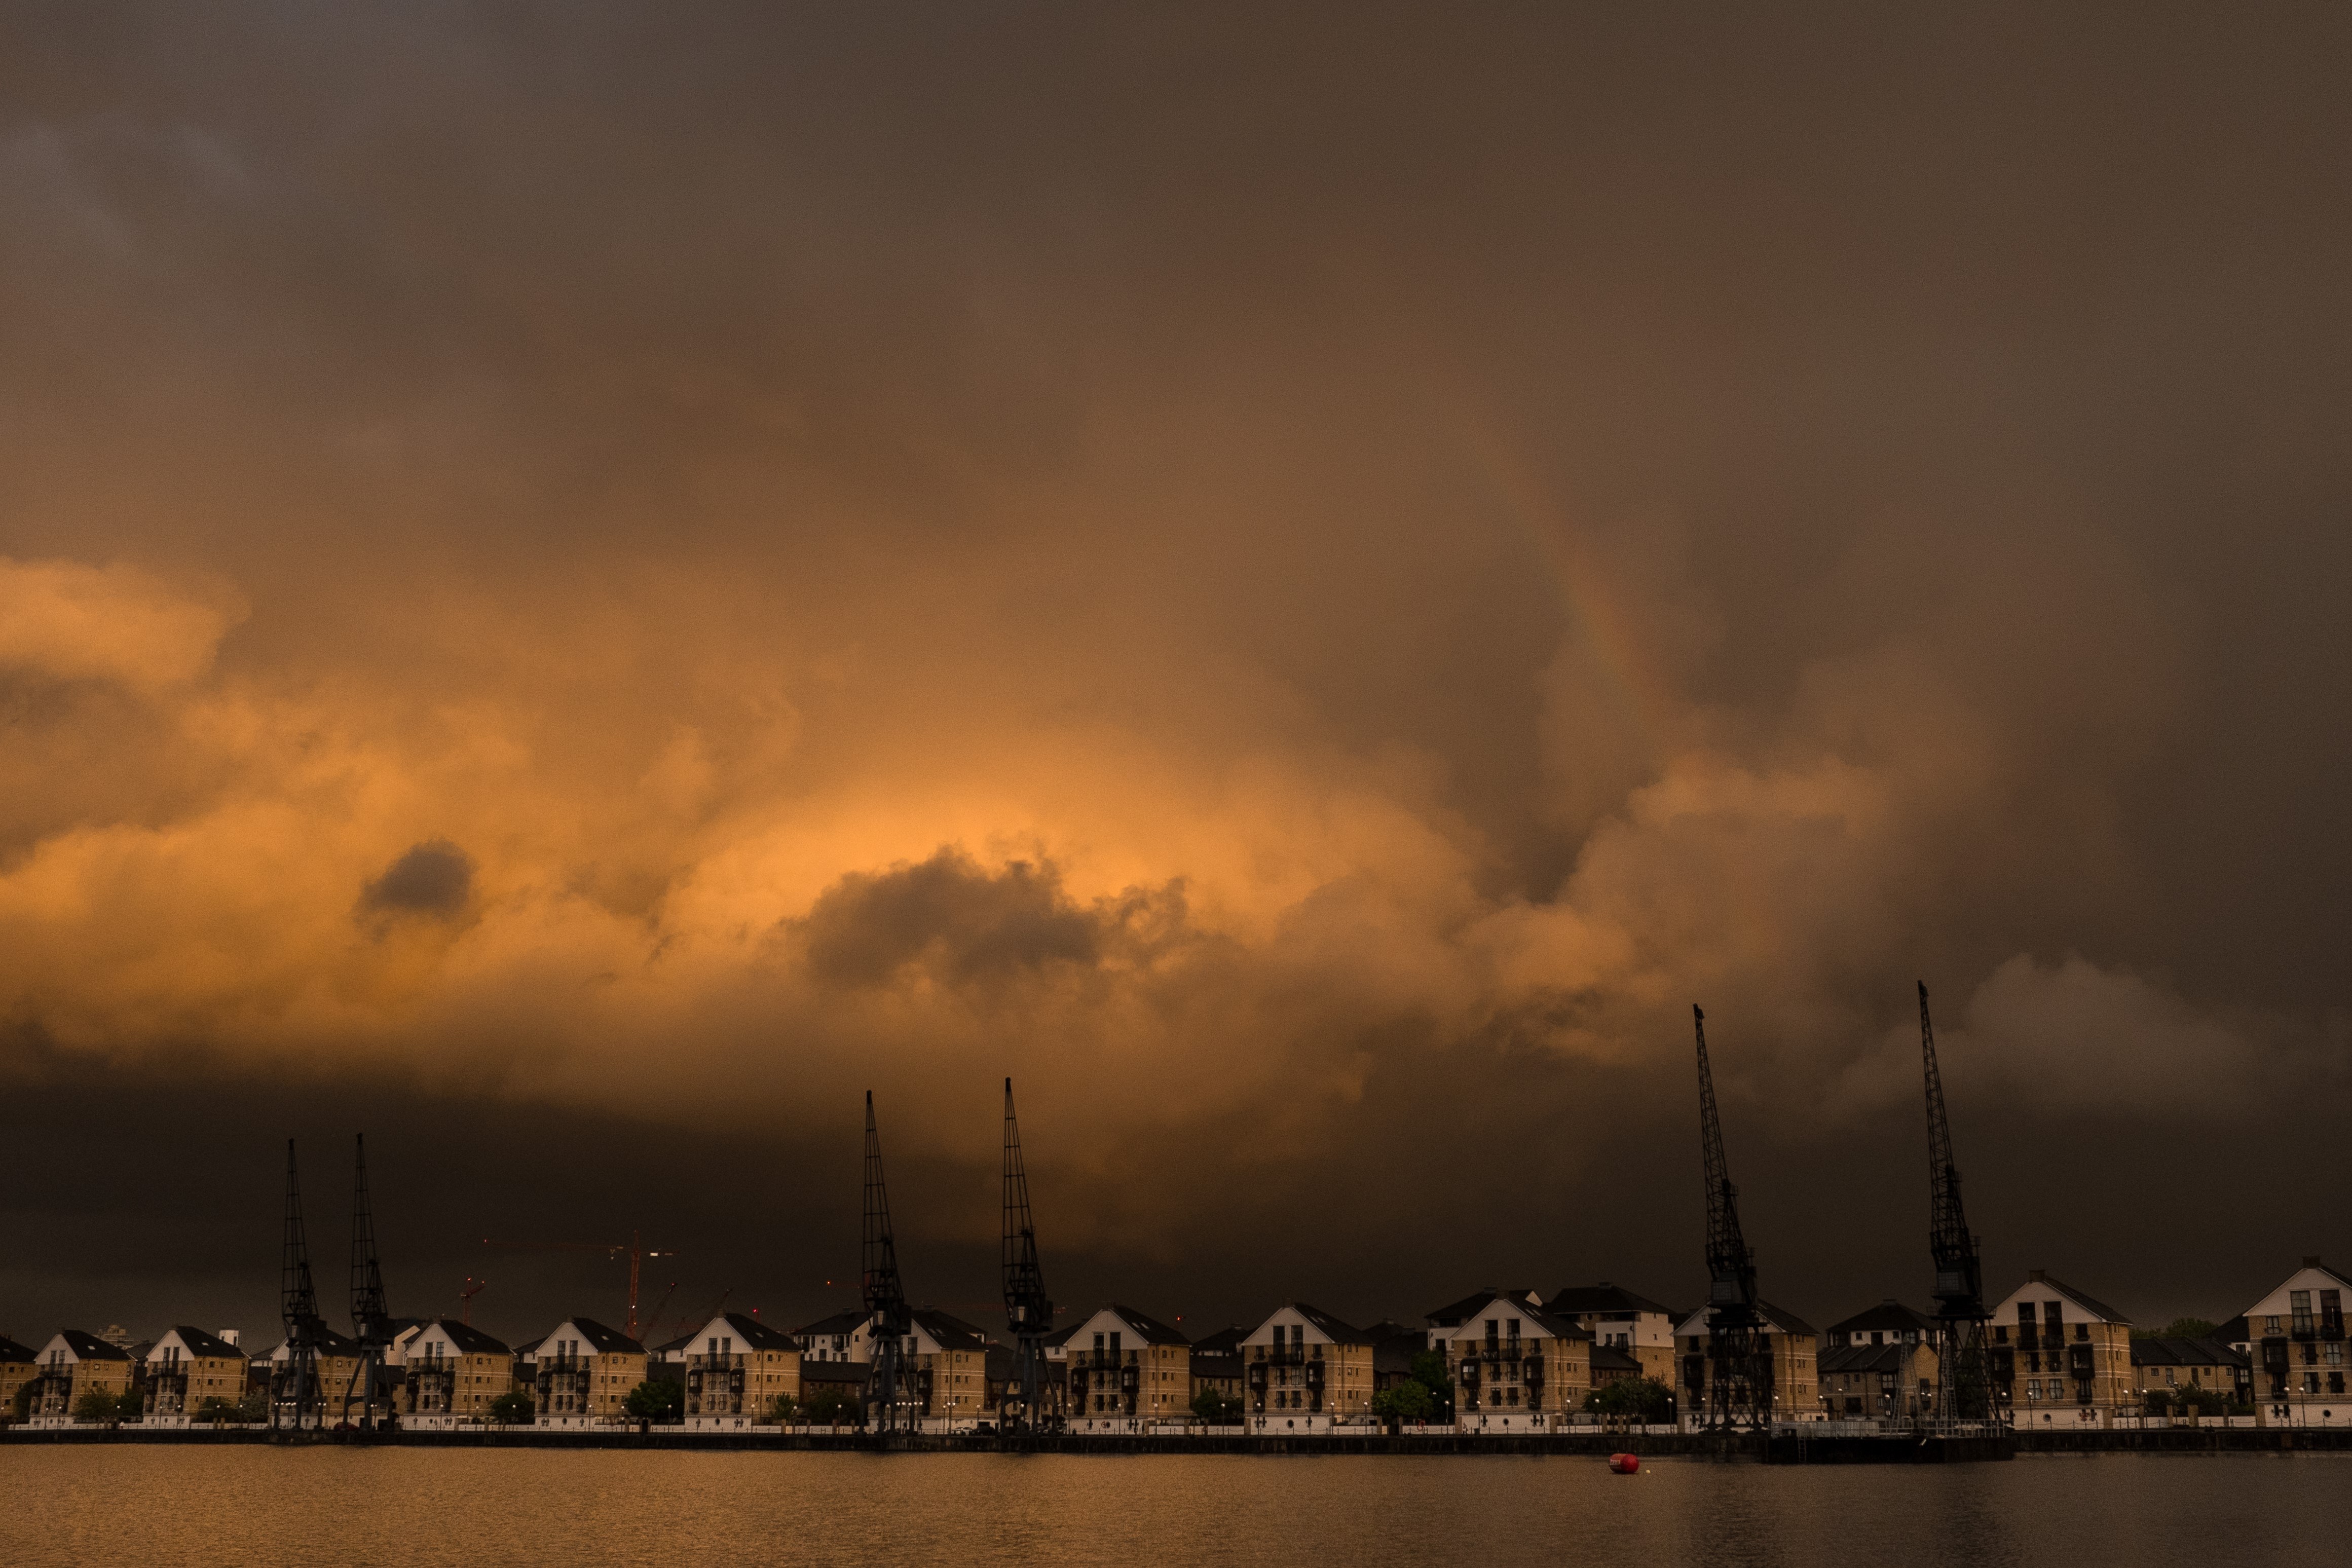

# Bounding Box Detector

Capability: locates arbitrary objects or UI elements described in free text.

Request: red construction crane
[478,1230,677,1340]
[459,1276,488,1326]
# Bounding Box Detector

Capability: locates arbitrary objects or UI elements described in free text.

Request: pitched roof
[796,1309,868,1339]
[1441,1289,1593,1342]
[1591,1345,1642,1374]
[910,1309,991,1354]
[651,1333,697,1359]
[2130,1336,2248,1369]
[2214,1316,2251,1344]
[421,1319,510,1357]
[1043,1320,1086,1349]
[2027,1274,2133,1326]
[1424,1288,1543,1327]
[0,1334,34,1363]
[550,1318,643,1356]
[1189,1325,1247,1355]
[1547,1283,1676,1318]
[1819,1342,1906,1376]
[54,1329,131,1361]
[1289,1303,1375,1346]
[159,1327,246,1361]
[799,1357,870,1389]
[1086,1305,1190,1347]
[697,1312,800,1353]
[1826,1301,1937,1339]
[1759,1301,1817,1337]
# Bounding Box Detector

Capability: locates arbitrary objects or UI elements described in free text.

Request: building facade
[1436,1290,1593,1431]
[143,1328,248,1421]
[1818,1302,1939,1421]
[29,1330,134,1420]
[1066,1305,1192,1428]
[2237,1258,2352,1423]
[1547,1284,1679,1386]
[402,1320,514,1419]
[1989,1272,2135,1425]
[0,1335,34,1421]
[2129,1335,2249,1412]
[1241,1304,1377,1427]
[534,1318,648,1426]
[682,1312,802,1425]
[1672,1302,1821,1422]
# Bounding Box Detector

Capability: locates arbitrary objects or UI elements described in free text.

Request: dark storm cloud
[358,840,473,918]
[0,0,2347,1336]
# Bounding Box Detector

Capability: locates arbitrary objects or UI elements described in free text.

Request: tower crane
[1001,1078,1055,1436]
[862,1091,916,1435]
[1693,1006,1772,1432]
[1920,982,1995,1427]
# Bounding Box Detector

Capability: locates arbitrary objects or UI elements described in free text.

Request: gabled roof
[1424,1288,1543,1328]
[2019,1274,2133,1326]
[1591,1345,1641,1374]
[51,1329,131,1362]
[690,1312,800,1353]
[511,1335,545,1359]
[0,1334,35,1363]
[1290,1303,1375,1346]
[419,1319,510,1357]
[547,1318,643,1356]
[800,1357,870,1388]
[651,1333,696,1359]
[2130,1336,2248,1369]
[910,1309,991,1354]
[1043,1320,1086,1350]
[1819,1342,1906,1376]
[1080,1304,1190,1347]
[1675,1300,1817,1338]
[796,1309,868,1339]
[2214,1316,2251,1345]
[1826,1301,1937,1339]
[1189,1325,1247,1356]
[1438,1289,1592,1342]
[156,1327,246,1361]
[1547,1283,1676,1318]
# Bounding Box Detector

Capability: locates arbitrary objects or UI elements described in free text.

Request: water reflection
[0,1449,2345,1568]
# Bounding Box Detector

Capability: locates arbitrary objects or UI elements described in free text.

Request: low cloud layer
[2,0,2347,1333]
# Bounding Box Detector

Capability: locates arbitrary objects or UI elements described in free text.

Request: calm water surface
[3,1448,2345,1567]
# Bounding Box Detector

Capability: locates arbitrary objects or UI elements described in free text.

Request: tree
[802,1386,862,1426]
[1372,1380,1433,1422]
[1407,1350,1454,1418]
[489,1391,535,1425]
[765,1394,799,1424]
[11,1380,38,1422]
[72,1391,118,1424]
[1190,1386,1242,1424]
[193,1396,246,1425]
[624,1380,682,1422]
[114,1388,145,1423]
[1585,1377,1675,1426]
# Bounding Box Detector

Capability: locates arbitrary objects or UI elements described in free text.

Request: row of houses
[7,1258,2346,1432]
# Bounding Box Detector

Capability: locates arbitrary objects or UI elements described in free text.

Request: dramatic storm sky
[2,2,2347,1350]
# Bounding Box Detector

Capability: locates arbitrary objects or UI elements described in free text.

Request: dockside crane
[862,1092,916,1434]
[1001,1077,1054,1436]
[275,1140,327,1433]
[347,1134,394,1432]
[1920,982,1995,1427]
[1692,1006,1772,1432]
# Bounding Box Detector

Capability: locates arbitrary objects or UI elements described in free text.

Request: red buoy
[1608,1452,1639,1474]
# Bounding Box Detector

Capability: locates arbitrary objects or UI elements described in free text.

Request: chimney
[2029,1270,2046,1283]
[218,1329,240,1347]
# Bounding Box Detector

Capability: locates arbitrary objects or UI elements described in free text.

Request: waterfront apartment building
[2237,1258,2351,1421]
[143,1328,247,1421]
[28,1330,134,1418]
[1818,1302,1938,1420]
[1189,1326,1245,1409]
[1990,1272,2135,1424]
[1546,1284,1679,1386]
[1,1334,40,1418]
[1435,1289,1593,1430]
[682,1312,802,1425]
[907,1309,993,1426]
[1066,1305,1191,1427]
[2129,1336,2248,1409]
[1241,1304,1377,1425]
[534,1319,647,1426]
[402,1321,514,1419]
[267,1330,366,1426]
[1673,1303,1821,1420]
[793,1309,869,1366]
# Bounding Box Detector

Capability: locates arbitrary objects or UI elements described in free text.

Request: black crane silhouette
[1000,1078,1055,1436]
[1920,982,1994,1426]
[1693,1006,1772,1432]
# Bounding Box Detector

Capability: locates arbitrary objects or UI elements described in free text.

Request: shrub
[489,1391,536,1425]
[624,1380,682,1422]
[802,1386,862,1426]
[72,1391,119,1424]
